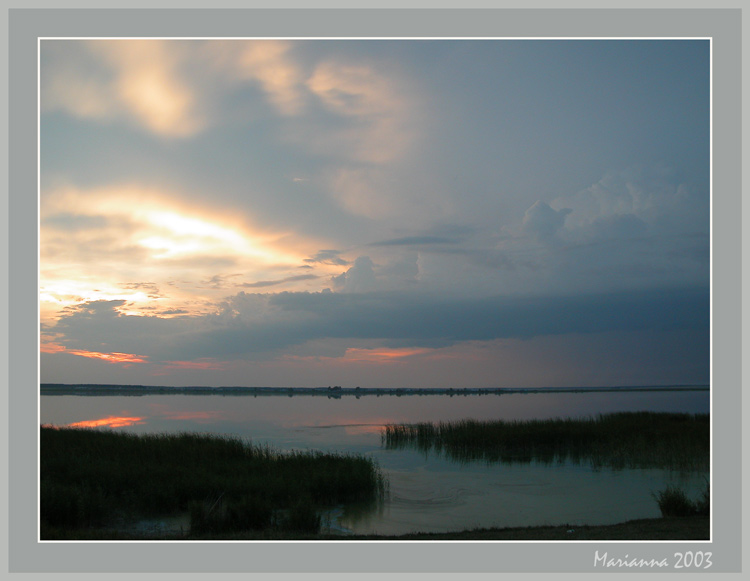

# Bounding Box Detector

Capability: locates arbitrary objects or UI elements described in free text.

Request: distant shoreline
[39,383,710,397]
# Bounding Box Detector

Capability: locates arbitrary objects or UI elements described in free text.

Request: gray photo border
[7,6,743,575]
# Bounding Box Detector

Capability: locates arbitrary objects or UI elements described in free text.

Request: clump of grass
[40,426,387,538]
[653,486,696,517]
[694,479,711,516]
[653,481,710,517]
[382,412,709,471]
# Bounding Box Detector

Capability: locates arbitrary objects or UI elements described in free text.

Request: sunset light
[58,349,149,364]
[67,416,145,428]
[39,38,710,389]
[29,13,728,555]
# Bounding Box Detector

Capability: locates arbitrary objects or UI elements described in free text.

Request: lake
[39,386,710,536]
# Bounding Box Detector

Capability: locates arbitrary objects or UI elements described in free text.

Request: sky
[39,38,711,388]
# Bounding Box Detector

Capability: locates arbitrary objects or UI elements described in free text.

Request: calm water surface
[40,389,710,535]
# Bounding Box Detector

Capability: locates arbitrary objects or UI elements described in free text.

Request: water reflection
[40,389,710,536]
[381,413,709,472]
[67,416,145,428]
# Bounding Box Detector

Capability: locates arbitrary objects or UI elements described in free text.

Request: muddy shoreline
[42,516,710,541]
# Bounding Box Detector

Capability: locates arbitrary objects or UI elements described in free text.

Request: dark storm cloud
[267,286,709,343]
[52,300,190,355]
[49,284,708,365]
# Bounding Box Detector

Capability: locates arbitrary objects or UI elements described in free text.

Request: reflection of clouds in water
[342,424,385,436]
[40,392,710,536]
[160,410,224,422]
[145,401,226,422]
[66,415,145,428]
[299,423,386,436]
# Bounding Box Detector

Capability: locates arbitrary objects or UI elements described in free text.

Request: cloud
[551,165,708,236]
[202,39,306,116]
[323,167,399,219]
[41,40,431,229]
[119,282,162,298]
[578,213,649,241]
[480,165,711,295]
[40,184,310,307]
[42,40,205,137]
[327,252,421,294]
[323,167,398,219]
[44,284,708,368]
[41,41,119,119]
[240,274,320,289]
[41,39,307,138]
[232,41,306,116]
[305,60,415,165]
[369,235,458,247]
[304,249,351,266]
[331,256,377,293]
[99,40,205,137]
[521,200,572,242]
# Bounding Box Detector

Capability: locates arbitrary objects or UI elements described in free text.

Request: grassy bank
[40,426,387,539]
[382,412,709,470]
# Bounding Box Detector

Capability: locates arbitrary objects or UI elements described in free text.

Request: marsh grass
[653,480,710,517]
[382,412,709,470]
[40,426,387,538]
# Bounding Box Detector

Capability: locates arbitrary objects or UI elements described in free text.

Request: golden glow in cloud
[343,347,435,362]
[141,211,276,261]
[107,42,203,137]
[231,40,305,116]
[42,185,304,264]
[283,347,438,365]
[42,40,204,137]
[306,61,415,165]
[40,185,321,327]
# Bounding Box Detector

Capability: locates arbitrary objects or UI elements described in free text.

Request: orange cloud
[76,351,149,364]
[40,342,67,354]
[46,345,149,364]
[343,347,434,362]
[342,423,387,436]
[282,347,437,366]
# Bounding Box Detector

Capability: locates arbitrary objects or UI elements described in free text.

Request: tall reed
[382,412,709,470]
[41,427,387,537]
